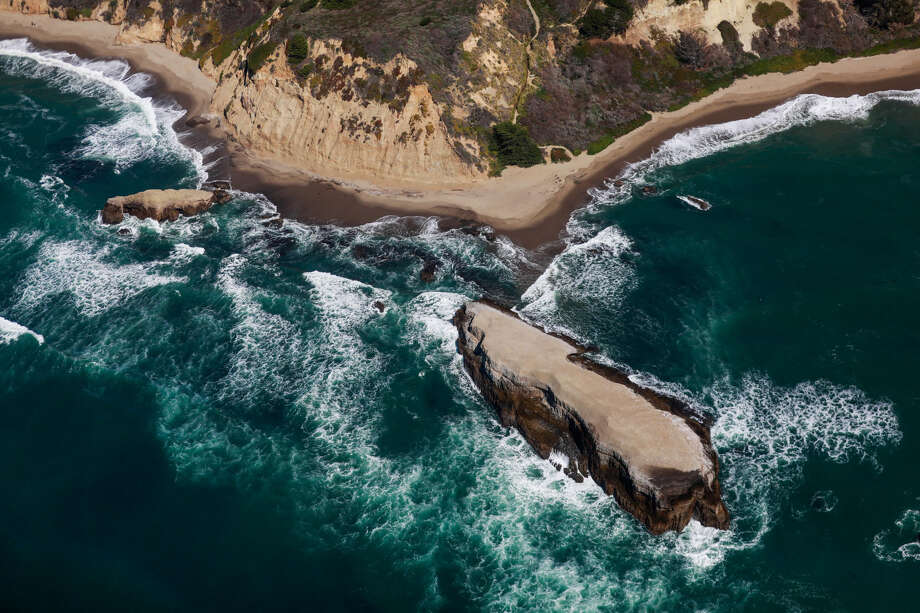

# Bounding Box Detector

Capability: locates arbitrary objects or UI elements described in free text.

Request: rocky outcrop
[454,301,730,534]
[101,188,229,224]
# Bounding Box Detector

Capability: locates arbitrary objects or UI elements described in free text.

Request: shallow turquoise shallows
[1,40,917,612]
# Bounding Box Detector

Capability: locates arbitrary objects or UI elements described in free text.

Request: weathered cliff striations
[5,0,918,192]
[454,301,730,534]
[101,188,229,223]
[211,42,484,186]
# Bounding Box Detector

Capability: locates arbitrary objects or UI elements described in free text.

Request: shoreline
[3,13,920,247]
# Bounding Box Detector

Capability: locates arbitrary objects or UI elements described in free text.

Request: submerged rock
[420,259,439,283]
[101,189,225,224]
[454,301,730,534]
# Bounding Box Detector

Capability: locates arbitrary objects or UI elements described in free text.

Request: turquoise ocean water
[0,38,917,611]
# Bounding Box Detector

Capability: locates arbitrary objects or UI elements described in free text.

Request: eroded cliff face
[624,0,800,51]
[210,39,485,185]
[454,301,731,534]
[5,0,917,178]
[2,1,502,184]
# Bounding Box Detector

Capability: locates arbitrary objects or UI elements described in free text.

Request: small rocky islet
[454,301,730,534]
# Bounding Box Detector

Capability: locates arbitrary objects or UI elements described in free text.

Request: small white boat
[677,195,712,211]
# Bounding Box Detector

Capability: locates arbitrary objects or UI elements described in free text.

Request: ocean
[0,38,917,611]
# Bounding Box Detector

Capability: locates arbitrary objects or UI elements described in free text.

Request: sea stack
[101,188,231,224]
[454,301,730,534]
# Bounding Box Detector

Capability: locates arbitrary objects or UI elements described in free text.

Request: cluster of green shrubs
[855,0,917,28]
[64,6,93,20]
[287,33,310,63]
[549,147,571,163]
[489,121,543,171]
[578,0,633,39]
[323,0,357,8]
[300,0,317,10]
[586,112,652,155]
[752,1,793,28]
[247,41,278,73]
[211,12,272,66]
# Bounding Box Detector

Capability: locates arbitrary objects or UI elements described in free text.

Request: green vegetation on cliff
[57,0,920,169]
[489,121,543,172]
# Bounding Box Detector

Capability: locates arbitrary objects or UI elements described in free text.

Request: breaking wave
[0,38,205,180]
[588,89,920,206]
[873,508,920,563]
[0,316,43,345]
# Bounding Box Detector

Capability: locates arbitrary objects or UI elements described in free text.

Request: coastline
[3,12,920,247]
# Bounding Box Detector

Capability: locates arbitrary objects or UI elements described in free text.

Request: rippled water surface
[1,39,917,611]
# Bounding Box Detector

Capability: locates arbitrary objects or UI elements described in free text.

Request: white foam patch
[590,89,920,205]
[517,225,634,340]
[873,508,920,563]
[14,240,182,317]
[169,242,205,263]
[672,374,899,568]
[0,316,43,345]
[404,291,468,360]
[0,38,205,180]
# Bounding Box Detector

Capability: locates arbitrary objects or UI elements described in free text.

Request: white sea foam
[873,507,920,562]
[0,38,205,180]
[590,89,920,205]
[405,291,468,358]
[0,316,43,345]
[14,240,182,317]
[517,225,634,340]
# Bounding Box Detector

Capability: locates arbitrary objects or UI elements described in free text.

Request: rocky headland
[101,188,231,224]
[454,301,730,534]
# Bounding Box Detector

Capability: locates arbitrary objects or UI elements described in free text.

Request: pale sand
[463,302,713,485]
[4,11,920,245]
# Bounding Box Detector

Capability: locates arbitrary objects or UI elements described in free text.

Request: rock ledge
[454,301,730,534]
[101,188,231,224]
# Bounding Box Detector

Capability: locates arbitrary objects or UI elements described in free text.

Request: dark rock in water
[101,189,223,224]
[206,180,232,190]
[117,227,132,236]
[185,115,212,127]
[261,217,284,229]
[420,260,439,283]
[454,301,731,534]
[613,179,626,188]
[641,185,658,195]
[210,189,233,205]
[351,244,373,260]
[438,218,495,241]
[678,195,712,211]
[372,300,386,313]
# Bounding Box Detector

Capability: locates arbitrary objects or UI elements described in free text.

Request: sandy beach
[4,11,920,246]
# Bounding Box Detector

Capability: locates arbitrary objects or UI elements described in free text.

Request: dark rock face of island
[454,301,730,534]
[101,188,231,224]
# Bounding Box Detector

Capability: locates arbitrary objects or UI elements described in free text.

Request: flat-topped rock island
[101,188,231,224]
[454,301,730,534]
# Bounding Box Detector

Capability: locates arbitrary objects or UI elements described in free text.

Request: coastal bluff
[101,188,230,224]
[454,301,730,534]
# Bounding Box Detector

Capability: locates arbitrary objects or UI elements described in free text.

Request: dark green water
[1,39,917,611]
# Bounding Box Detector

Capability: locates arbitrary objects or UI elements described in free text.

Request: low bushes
[752,2,793,28]
[287,33,310,63]
[489,121,543,170]
[247,41,278,73]
[578,0,633,39]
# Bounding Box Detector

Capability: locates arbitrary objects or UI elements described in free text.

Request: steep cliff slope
[5,0,919,182]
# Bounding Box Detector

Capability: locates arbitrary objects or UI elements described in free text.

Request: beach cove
[4,10,920,246]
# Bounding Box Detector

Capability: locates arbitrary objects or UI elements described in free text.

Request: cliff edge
[454,301,730,534]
